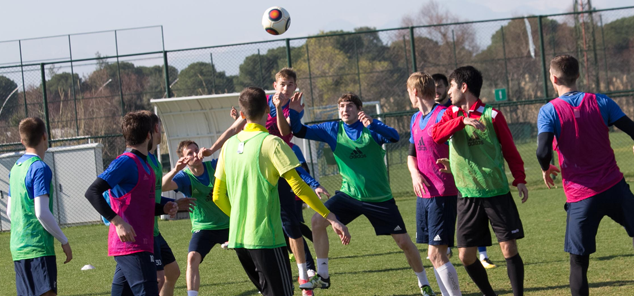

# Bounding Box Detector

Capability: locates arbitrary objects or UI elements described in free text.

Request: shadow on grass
[174,279,251,289]
[338,266,411,275]
[331,250,403,260]
[594,253,634,261]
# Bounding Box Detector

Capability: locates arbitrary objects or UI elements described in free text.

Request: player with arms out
[536,55,634,296]
[212,87,349,296]
[407,72,462,296]
[84,111,177,295]
[432,66,528,296]
[8,117,72,296]
[289,93,436,295]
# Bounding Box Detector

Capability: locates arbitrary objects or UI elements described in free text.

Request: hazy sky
[0,0,630,65]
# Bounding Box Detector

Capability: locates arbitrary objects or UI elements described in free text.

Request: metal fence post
[163,51,171,98]
[354,39,362,97]
[40,63,51,147]
[589,8,600,93]
[19,40,28,117]
[501,26,511,99]
[257,49,264,88]
[402,35,410,74]
[305,40,315,116]
[599,15,610,91]
[285,39,292,68]
[114,30,125,115]
[537,16,550,99]
[210,53,217,94]
[409,27,417,72]
[68,35,79,136]
[452,29,458,69]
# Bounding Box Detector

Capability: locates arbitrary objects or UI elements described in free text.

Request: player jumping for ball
[212,87,349,296]
[432,66,528,296]
[289,93,437,295]
[536,55,634,296]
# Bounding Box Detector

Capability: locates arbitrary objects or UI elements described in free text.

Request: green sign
[495,88,507,101]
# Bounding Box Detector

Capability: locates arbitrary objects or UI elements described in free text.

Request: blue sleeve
[292,145,306,163]
[368,119,400,145]
[209,159,218,170]
[268,95,276,117]
[596,94,626,126]
[28,162,52,199]
[172,171,192,197]
[98,156,138,189]
[296,166,319,189]
[289,109,303,134]
[436,109,447,123]
[159,196,174,205]
[303,121,340,151]
[537,103,559,137]
[409,113,417,144]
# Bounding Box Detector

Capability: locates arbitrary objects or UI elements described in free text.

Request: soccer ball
[262,6,291,35]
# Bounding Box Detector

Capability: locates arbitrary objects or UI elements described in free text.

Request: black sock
[505,254,524,296]
[464,260,496,296]
[570,254,589,296]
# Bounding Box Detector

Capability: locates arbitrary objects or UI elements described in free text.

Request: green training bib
[224,132,286,249]
[148,153,163,237]
[183,161,230,232]
[449,105,510,197]
[333,121,393,202]
[9,156,55,261]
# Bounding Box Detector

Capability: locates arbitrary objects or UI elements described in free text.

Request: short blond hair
[275,67,297,83]
[407,72,435,100]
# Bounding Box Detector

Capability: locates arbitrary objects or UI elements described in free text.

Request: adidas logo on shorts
[433,235,442,241]
[394,225,402,231]
[349,147,367,159]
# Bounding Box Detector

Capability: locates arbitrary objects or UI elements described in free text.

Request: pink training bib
[108,152,156,256]
[266,95,294,146]
[412,106,458,198]
[551,93,623,203]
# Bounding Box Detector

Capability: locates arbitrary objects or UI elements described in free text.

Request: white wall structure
[0,143,104,231]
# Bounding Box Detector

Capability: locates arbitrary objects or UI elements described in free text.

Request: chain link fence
[0,6,633,227]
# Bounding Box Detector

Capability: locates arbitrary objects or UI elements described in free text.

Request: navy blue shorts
[325,191,407,236]
[295,198,305,223]
[416,195,457,246]
[278,178,303,239]
[111,252,158,296]
[189,229,229,263]
[565,178,634,255]
[14,255,57,296]
[153,233,176,271]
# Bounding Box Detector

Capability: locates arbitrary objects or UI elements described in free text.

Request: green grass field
[2,186,634,295]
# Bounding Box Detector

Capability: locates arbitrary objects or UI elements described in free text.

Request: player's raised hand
[517,183,529,203]
[164,201,178,218]
[463,117,485,131]
[198,147,212,160]
[314,186,331,200]
[230,106,239,120]
[111,215,136,243]
[272,92,287,109]
[542,164,560,189]
[436,158,451,173]
[288,92,304,113]
[61,242,72,264]
[177,197,196,212]
[174,156,190,172]
[326,213,351,245]
[410,172,430,197]
[358,111,373,127]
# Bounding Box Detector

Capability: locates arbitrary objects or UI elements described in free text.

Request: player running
[8,117,73,296]
[84,111,178,295]
[536,55,634,296]
[212,87,349,296]
[407,72,462,296]
[289,93,436,295]
[432,66,528,296]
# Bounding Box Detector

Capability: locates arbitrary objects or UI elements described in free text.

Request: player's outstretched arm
[34,195,72,263]
[212,178,231,216]
[613,115,634,141]
[162,156,190,191]
[361,112,400,144]
[200,117,247,159]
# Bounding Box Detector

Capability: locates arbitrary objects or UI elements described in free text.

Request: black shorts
[456,192,524,248]
[14,255,57,296]
[153,233,176,271]
[235,247,293,296]
[416,195,457,246]
[325,191,407,235]
[189,229,229,263]
[279,178,303,239]
[565,178,634,255]
[111,252,158,295]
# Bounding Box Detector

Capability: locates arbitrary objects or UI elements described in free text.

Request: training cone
[81,264,96,271]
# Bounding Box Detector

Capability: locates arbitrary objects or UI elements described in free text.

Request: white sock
[436,263,462,296]
[187,291,199,296]
[298,263,308,280]
[433,268,450,296]
[415,269,430,287]
[479,250,488,261]
[317,258,329,279]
